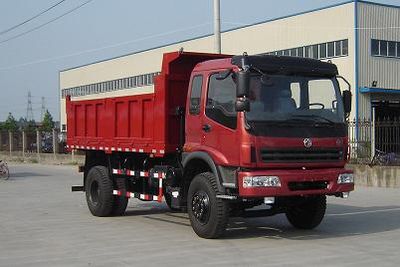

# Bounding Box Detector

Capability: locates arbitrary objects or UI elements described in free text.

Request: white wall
[60,2,356,127]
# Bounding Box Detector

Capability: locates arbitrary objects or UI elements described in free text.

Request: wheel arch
[182,152,224,194]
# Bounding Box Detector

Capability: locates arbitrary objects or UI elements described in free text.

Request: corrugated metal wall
[358,2,400,120]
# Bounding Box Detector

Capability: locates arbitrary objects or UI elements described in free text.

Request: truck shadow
[124,203,400,240]
[223,204,400,240]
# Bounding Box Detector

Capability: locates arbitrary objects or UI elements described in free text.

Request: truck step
[71,185,84,192]
[113,190,163,203]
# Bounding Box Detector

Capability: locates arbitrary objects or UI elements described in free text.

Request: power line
[0,22,212,71]
[0,0,94,45]
[0,0,67,36]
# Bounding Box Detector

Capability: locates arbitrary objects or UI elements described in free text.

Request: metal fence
[2,119,400,165]
[348,117,400,164]
[0,129,66,155]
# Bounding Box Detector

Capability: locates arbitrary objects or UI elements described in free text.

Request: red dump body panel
[66,51,230,156]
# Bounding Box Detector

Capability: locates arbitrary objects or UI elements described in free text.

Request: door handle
[202,124,211,132]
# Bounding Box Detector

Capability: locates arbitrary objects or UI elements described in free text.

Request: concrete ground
[0,164,399,267]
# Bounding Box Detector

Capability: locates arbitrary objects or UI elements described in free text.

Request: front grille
[288,181,329,191]
[260,148,343,163]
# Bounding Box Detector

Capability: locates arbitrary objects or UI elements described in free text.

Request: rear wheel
[85,166,114,217]
[286,195,326,229]
[187,172,228,239]
[111,177,128,216]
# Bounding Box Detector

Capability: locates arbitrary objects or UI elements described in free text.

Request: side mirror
[342,90,352,115]
[235,98,250,112]
[236,70,250,97]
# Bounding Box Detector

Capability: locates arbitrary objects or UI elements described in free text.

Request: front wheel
[286,195,326,229]
[187,172,229,239]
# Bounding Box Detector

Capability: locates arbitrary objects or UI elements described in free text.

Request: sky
[0,0,399,122]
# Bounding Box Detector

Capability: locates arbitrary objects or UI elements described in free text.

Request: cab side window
[189,75,203,115]
[205,73,237,129]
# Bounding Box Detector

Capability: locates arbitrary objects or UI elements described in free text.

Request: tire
[187,172,228,239]
[286,195,326,229]
[85,166,114,217]
[111,177,128,216]
[0,163,9,180]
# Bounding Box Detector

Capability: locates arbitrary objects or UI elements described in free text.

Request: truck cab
[180,54,354,237]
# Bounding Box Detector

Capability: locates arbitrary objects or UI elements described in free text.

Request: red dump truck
[68,51,354,238]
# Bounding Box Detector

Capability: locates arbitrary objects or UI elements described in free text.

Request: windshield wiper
[290,114,336,125]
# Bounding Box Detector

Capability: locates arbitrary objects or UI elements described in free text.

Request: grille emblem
[303,138,312,148]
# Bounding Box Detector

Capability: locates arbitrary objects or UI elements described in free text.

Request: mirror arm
[336,75,351,92]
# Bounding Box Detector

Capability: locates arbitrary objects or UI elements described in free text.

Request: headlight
[243,176,281,188]
[337,173,354,184]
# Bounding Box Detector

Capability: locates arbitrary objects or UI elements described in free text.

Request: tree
[3,113,18,132]
[41,110,55,132]
[19,117,36,133]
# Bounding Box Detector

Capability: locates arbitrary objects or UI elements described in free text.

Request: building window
[335,41,342,57]
[342,39,348,56]
[327,42,334,57]
[305,46,311,58]
[312,45,318,59]
[388,41,396,57]
[371,39,379,56]
[297,47,303,57]
[319,43,327,59]
[398,42,400,58]
[61,71,161,98]
[380,40,388,56]
[372,39,400,58]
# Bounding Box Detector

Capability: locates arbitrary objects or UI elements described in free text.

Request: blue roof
[360,87,400,94]
[60,0,400,72]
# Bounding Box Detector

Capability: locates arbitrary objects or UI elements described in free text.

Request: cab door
[201,71,240,165]
[185,74,204,149]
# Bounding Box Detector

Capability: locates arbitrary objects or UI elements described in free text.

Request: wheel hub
[192,191,210,224]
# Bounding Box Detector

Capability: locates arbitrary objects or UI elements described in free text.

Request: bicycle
[0,160,9,180]
[369,149,398,166]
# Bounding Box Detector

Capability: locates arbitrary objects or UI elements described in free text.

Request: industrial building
[60,0,400,135]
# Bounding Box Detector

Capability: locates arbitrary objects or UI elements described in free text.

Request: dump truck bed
[66,51,230,156]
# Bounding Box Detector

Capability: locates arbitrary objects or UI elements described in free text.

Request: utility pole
[26,91,34,121]
[214,0,221,54]
[41,97,46,121]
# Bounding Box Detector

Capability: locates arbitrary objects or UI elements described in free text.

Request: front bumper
[238,168,354,197]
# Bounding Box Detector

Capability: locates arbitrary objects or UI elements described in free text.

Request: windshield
[246,74,345,124]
